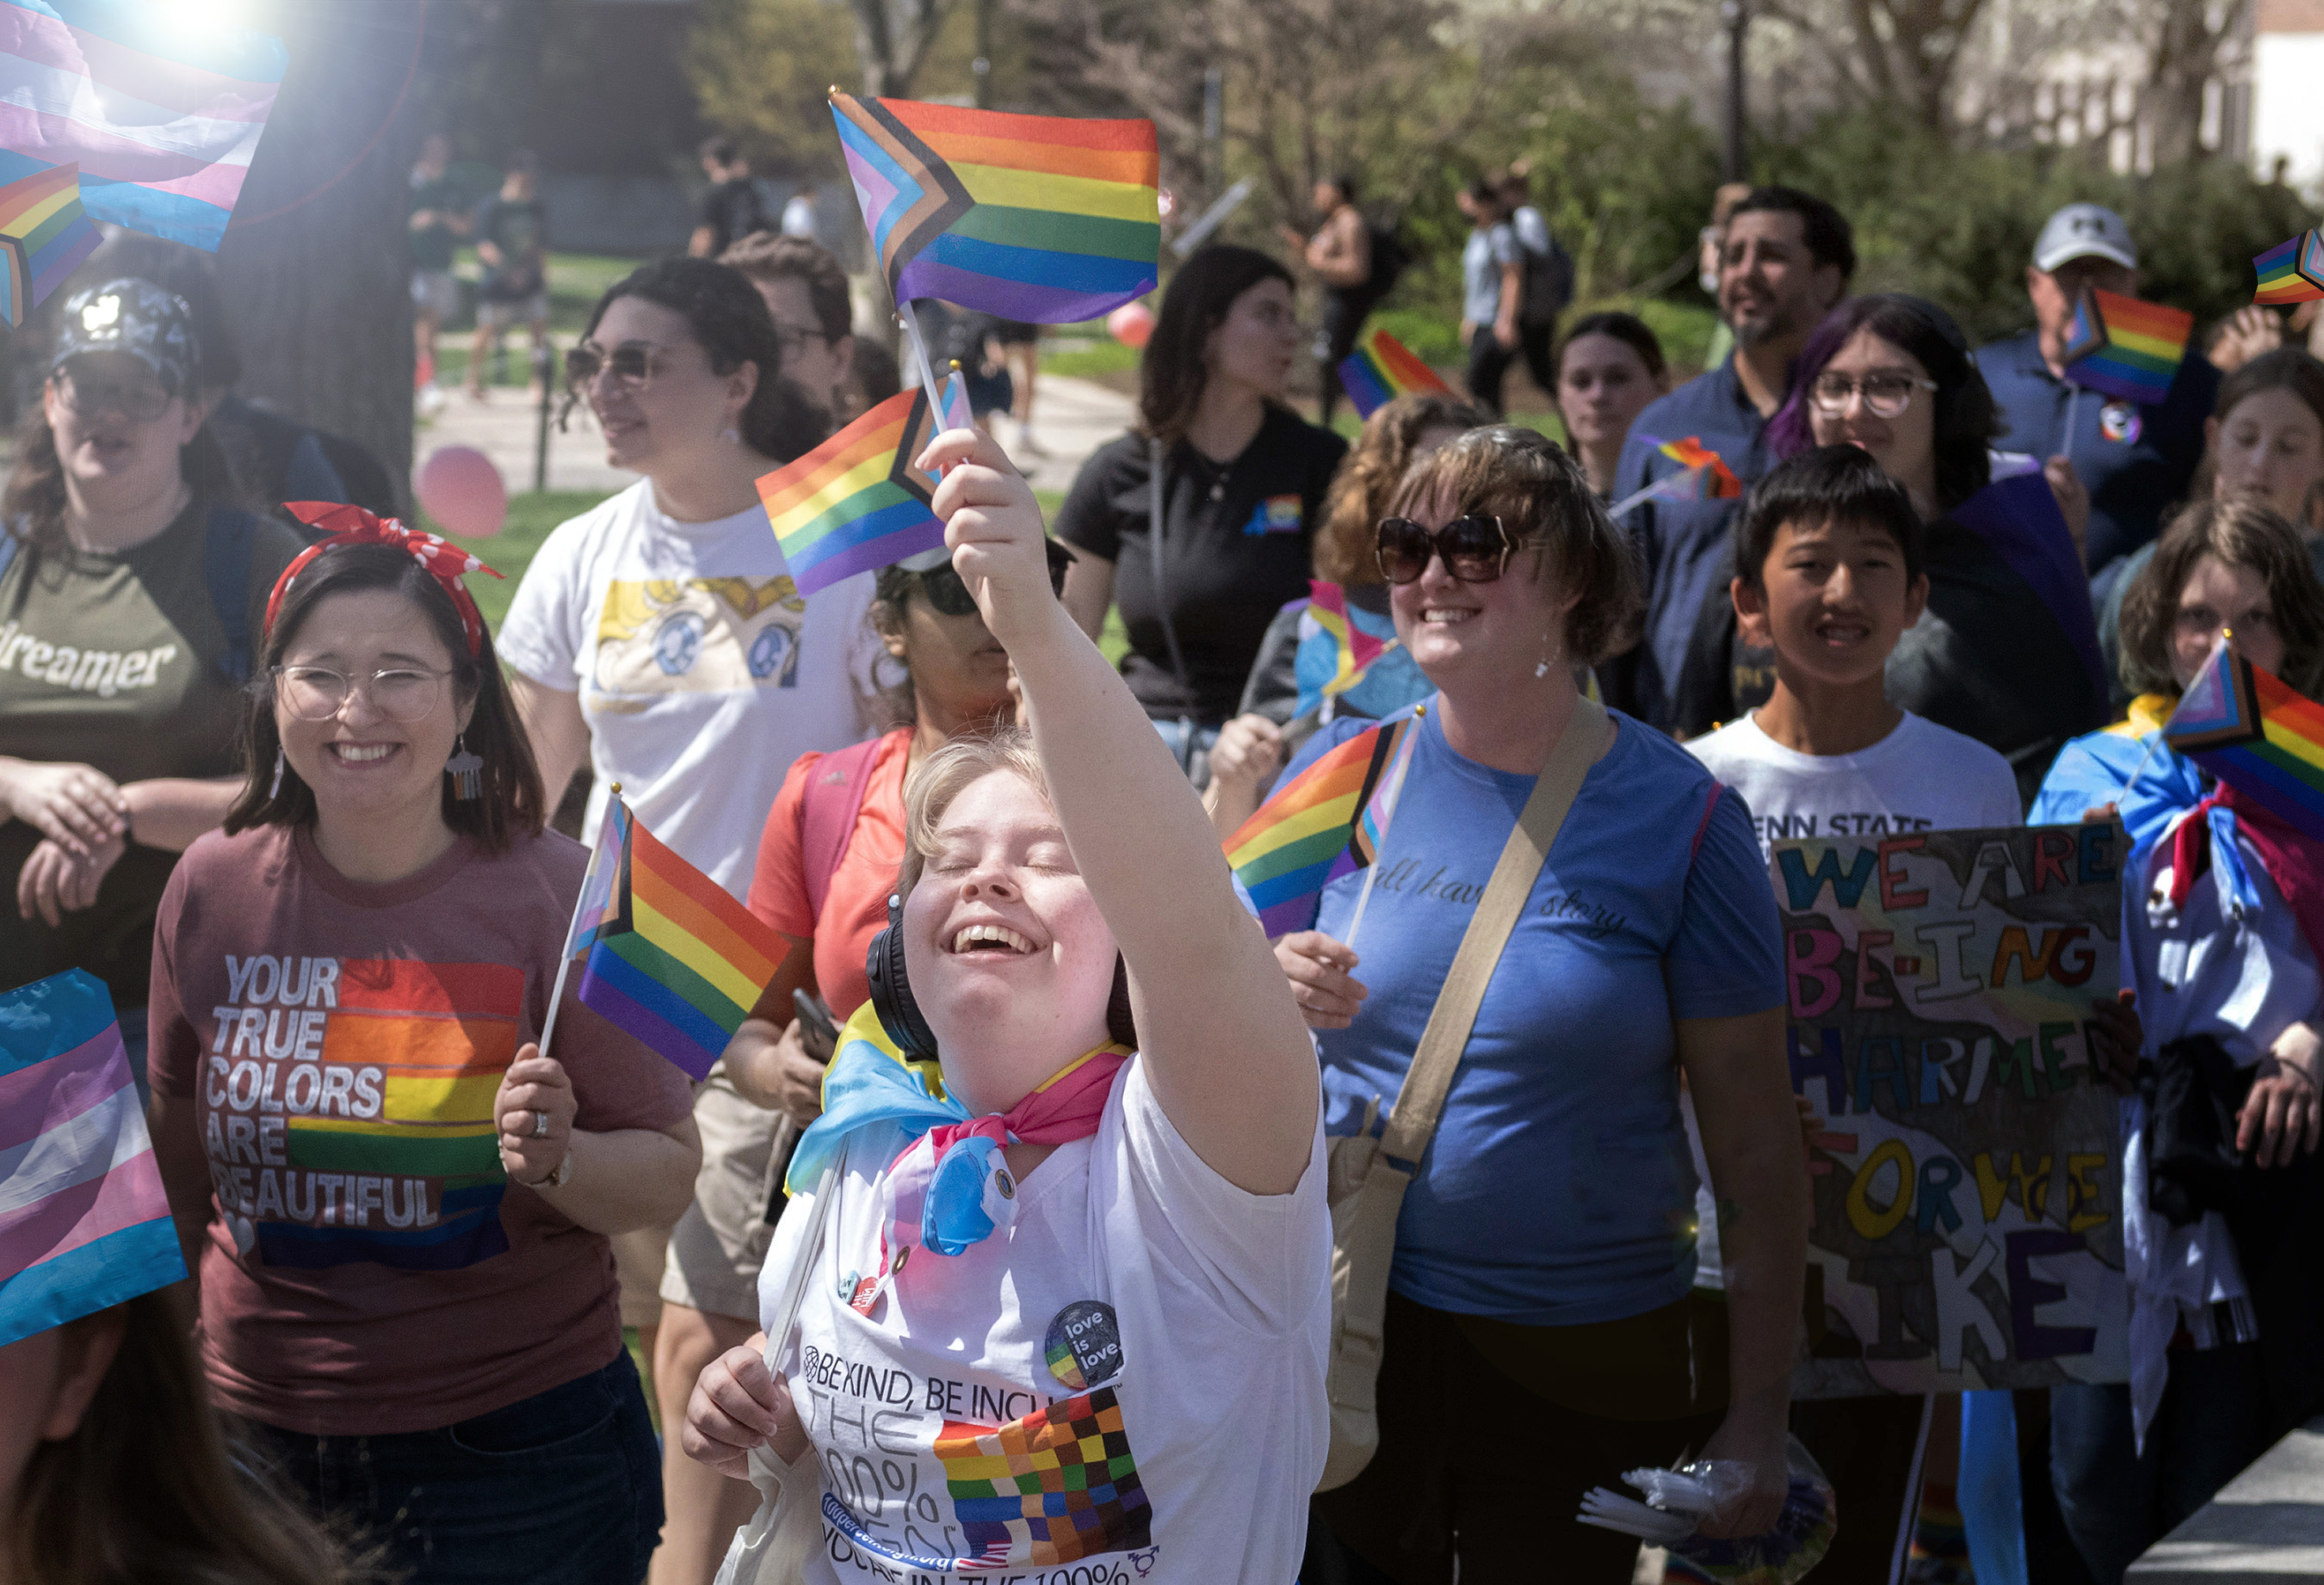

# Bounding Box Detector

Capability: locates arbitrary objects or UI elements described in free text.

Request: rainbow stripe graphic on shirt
[246,959,520,1271]
[935,1387,1152,1566]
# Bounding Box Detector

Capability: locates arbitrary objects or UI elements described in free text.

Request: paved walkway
[411,367,1138,503]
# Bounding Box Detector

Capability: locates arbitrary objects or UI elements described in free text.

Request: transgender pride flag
[0,967,184,1348]
[0,0,287,251]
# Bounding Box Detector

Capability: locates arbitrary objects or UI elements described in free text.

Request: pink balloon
[1108,302,1154,350]
[415,446,509,540]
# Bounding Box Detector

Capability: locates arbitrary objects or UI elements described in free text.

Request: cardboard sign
[1771,825,2129,1397]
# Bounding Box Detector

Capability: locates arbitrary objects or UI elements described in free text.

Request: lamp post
[1721,0,1748,183]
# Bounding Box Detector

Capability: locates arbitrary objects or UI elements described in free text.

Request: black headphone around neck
[865,892,1139,1062]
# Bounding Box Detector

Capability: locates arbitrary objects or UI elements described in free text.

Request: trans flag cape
[1291,582,1430,721]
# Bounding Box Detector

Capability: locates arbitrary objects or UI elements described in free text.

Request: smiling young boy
[1684,444,2020,1585]
[1689,444,2020,850]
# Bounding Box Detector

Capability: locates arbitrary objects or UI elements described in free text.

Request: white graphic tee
[498,479,883,892]
[1683,707,2023,1285]
[758,1058,1330,1584]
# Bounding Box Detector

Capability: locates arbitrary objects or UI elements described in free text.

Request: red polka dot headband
[266,502,504,657]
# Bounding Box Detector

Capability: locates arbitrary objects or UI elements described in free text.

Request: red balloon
[415,446,509,540]
[1108,302,1154,350]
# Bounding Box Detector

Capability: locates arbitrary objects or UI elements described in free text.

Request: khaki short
[658,1061,788,1323]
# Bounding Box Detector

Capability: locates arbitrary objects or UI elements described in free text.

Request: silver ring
[532,1108,551,1139]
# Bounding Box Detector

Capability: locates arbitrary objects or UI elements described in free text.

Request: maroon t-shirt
[148,823,695,1436]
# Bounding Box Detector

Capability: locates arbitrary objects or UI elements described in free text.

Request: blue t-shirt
[1281,704,1785,1325]
[1612,358,1783,731]
[1973,330,2217,577]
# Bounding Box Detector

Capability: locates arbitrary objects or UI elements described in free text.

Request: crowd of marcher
[5,167,2322,1585]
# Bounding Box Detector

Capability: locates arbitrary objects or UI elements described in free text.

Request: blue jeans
[1150,717,1220,784]
[2049,1346,2268,1585]
[246,1352,662,1585]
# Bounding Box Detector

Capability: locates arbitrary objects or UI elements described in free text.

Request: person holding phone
[642,542,1046,1582]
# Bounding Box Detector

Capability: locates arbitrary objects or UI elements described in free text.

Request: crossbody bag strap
[1147,437,1202,768]
[1376,695,1610,1164]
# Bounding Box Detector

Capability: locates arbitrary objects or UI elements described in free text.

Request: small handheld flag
[566,795,791,1081]
[1610,435,1741,516]
[1336,329,1454,419]
[2164,640,2324,841]
[0,2,288,251]
[2061,287,2192,407]
[0,163,96,326]
[1227,715,1419,937]
[758,376,972,596]
[0,969,186,1348]
[831,92,1159,325]
[2253,231,2324,306]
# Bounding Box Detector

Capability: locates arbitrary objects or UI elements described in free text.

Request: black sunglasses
[1375,515,1526,585]
[916,546,1070,616]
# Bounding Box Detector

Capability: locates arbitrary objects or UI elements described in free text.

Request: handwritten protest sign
[1771,824,2129,1397]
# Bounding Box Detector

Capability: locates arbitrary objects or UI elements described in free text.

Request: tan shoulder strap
[1376,696,1610,1164]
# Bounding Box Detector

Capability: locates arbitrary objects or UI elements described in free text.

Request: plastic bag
[1575,1434,1836,1585]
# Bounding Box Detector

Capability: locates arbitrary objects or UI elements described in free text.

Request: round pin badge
[2099,402,2142,446]
[1043,1299,1124,1390]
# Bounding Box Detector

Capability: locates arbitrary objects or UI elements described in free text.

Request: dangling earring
[446,734,485,800]
[268,748,285,799]
[1536,631,1557,680]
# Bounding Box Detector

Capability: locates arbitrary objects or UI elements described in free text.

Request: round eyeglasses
[271,664,451,724]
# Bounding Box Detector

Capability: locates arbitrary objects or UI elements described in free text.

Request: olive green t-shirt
[0,503,305,1008]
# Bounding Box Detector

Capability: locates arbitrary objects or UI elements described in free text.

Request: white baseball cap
[2033,203,2137,273]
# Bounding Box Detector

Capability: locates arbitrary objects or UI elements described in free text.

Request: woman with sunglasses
[0,279,306,1076]
[1262,427,1802,1581]
[145,508,702,1583]
[647,543,1054,1582]
[1675,294,2105,802]
[498,257,887,1488]
[1054,245,1347,780]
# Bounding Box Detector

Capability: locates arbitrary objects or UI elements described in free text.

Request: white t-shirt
[1682,708,2022,1286]
[758,1058,1331,1584]
[498,479,883,894]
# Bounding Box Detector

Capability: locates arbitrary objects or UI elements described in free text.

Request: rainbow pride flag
[2061,287,2191,406]
[1228,716,1416,936]
[831,92,1158,324]
[574,795,789,1081]
[1640,433,1741,499]
[758,375,971,596]
[0,0,287,251]
[2254,231,2324,306]
[1336,327,1453,419]
[0,968,184,1348]
[2166,640,2324,841]
[0,160,92,324]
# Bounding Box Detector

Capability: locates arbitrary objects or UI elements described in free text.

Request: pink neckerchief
[841,1045,1130,1315]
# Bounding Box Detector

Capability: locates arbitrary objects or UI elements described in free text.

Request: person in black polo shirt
[1055,246,1347,780]
[1973,202,2217,583]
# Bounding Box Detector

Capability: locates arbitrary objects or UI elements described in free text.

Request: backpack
[0,505,260,683]
[796,730,902,919]
[1363,223,1411,300]
[1511,207,1573,326]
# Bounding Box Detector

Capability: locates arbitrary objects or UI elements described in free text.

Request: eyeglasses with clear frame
[1807,370,1940,419]
[270,664,453,724]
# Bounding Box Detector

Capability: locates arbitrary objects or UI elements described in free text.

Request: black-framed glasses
[771,324,831,358]
[271,664,452,724]
[916,546,1070,617]
[563,341,665,395]
[1375,515,1527,585]
[1807,370,1939,419]
[50,366,173,422]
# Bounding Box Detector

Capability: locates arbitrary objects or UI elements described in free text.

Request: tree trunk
[212,0,427,509]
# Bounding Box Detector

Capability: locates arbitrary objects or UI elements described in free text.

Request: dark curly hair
[224,543,546,852]
[1766,293,2001,515]
[561,256,827,464]
[1388,424,1642,665]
